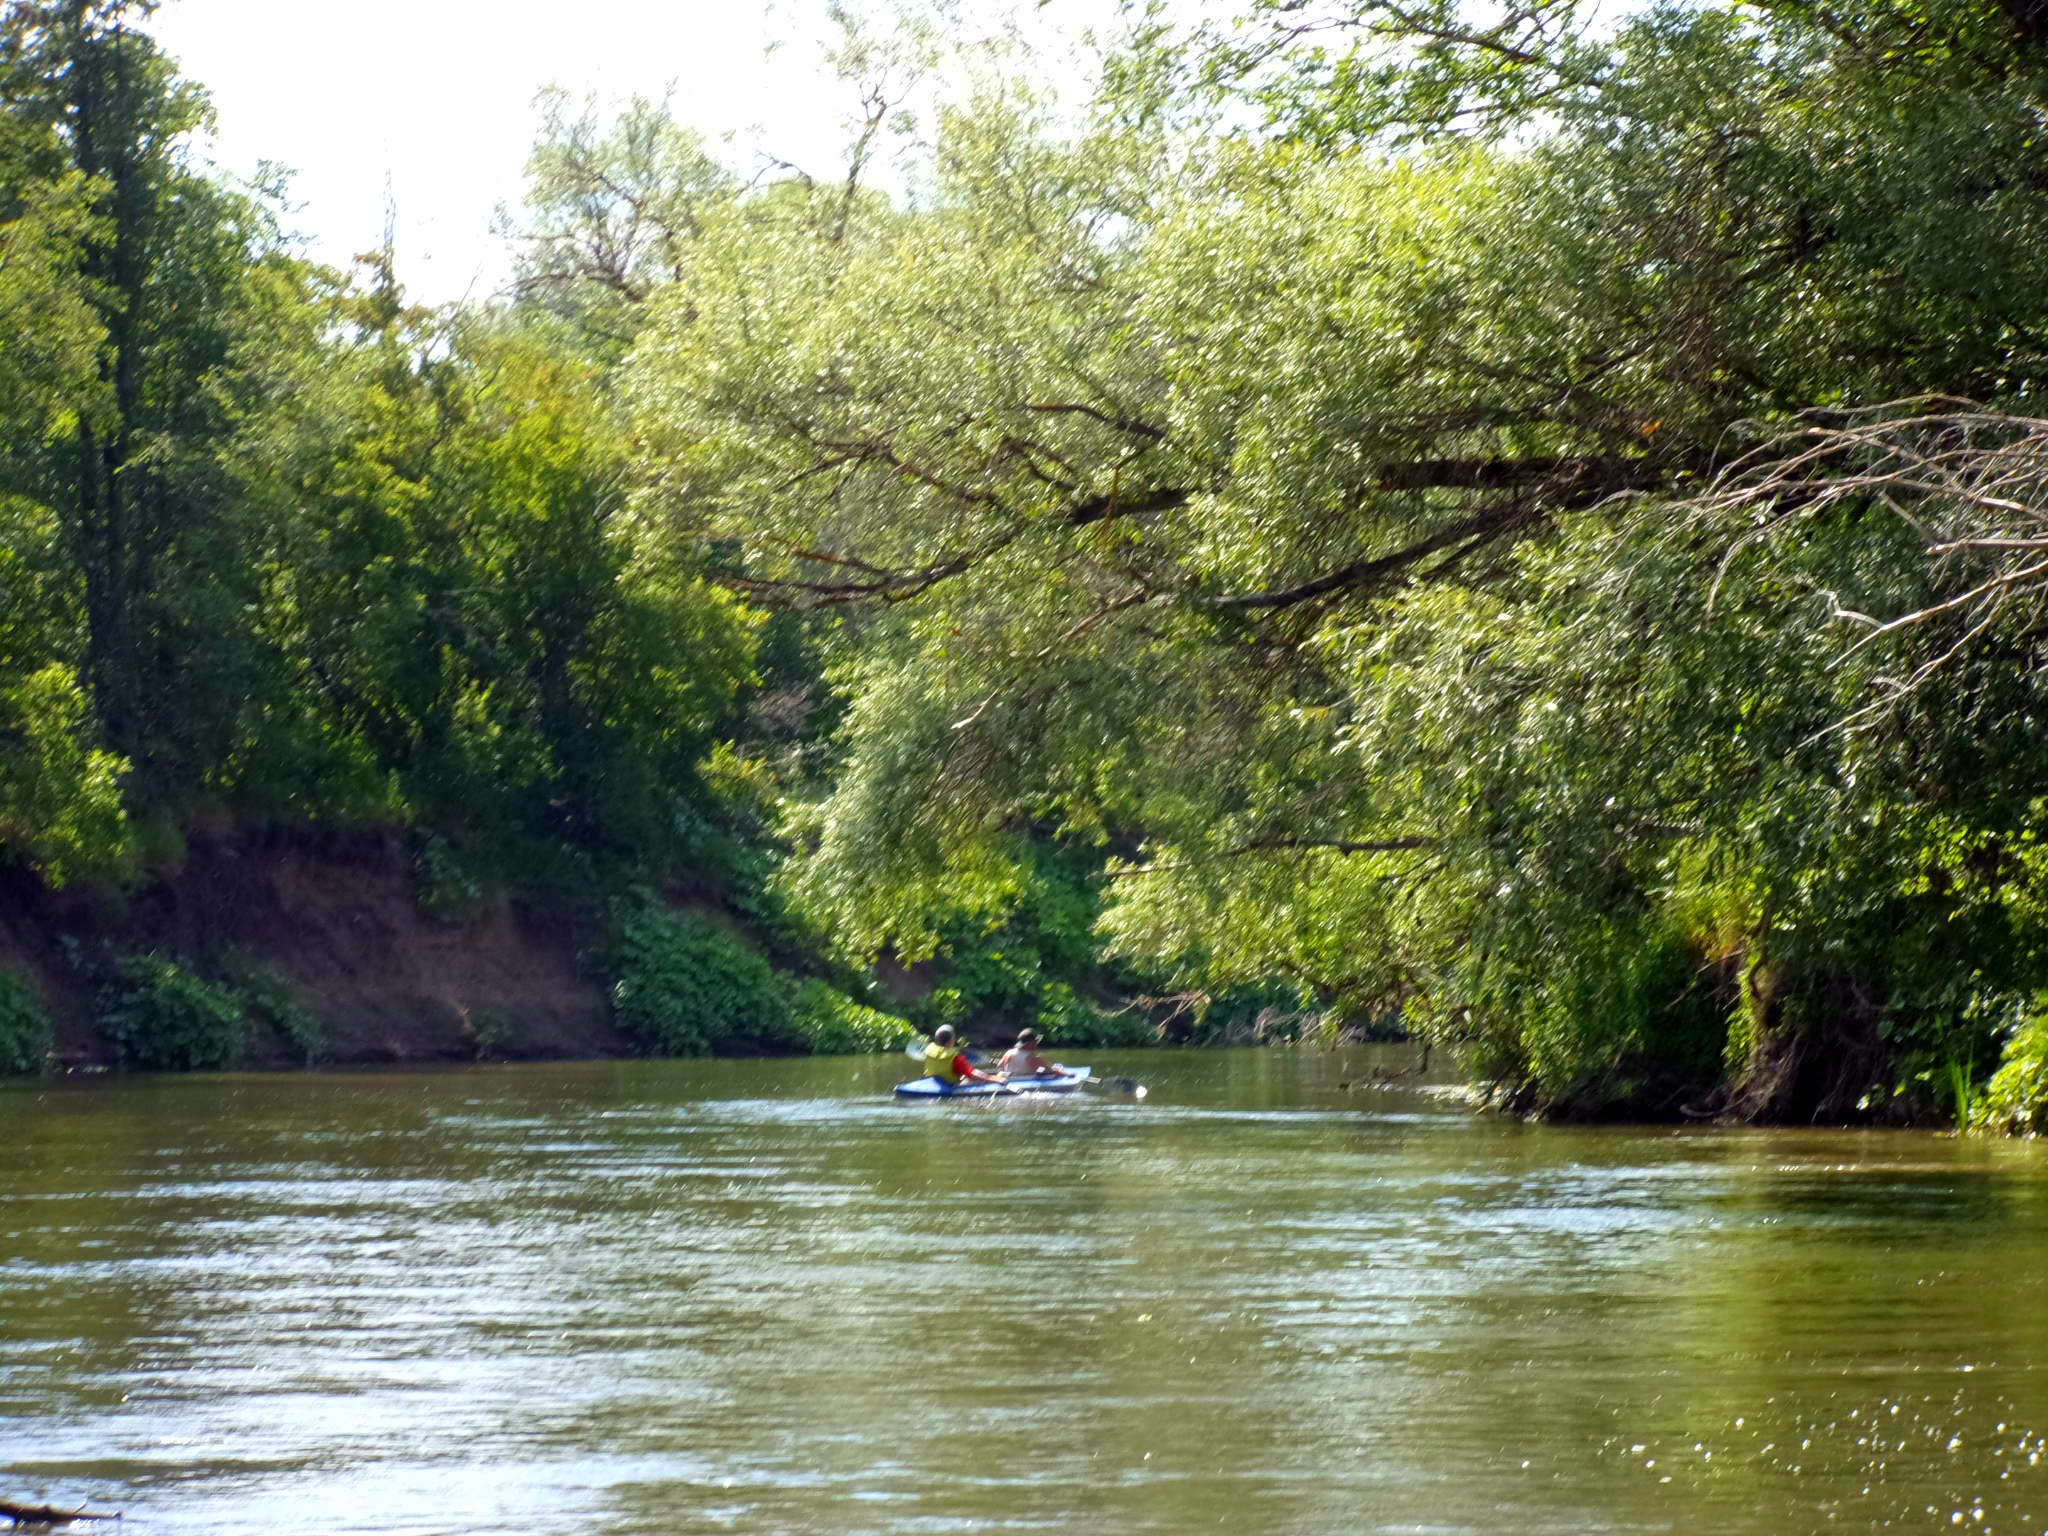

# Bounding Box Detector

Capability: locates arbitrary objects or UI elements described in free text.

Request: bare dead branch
[1688,398,2048,725]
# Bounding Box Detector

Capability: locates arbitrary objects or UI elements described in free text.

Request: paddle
[1083,1073,1148,1099]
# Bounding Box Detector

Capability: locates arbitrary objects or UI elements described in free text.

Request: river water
[5,1047,2048,1534]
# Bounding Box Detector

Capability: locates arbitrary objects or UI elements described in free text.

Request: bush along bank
[605,897,915,1059]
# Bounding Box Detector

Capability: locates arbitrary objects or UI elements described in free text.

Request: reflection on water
[4,1048,2048,1534]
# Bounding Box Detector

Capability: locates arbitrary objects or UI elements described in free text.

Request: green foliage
[463,1007,521,1061]
[1942,1055,1983,1134]
[669,751,824,961]
[1032,980,1157,1049]
[783,977,912,1055]
[0,121,105,443]
[508,89,737,361]
[607,896,917,1057]
[92,951,246,1073]
[0,661,131,886]
[1509,915,1727,1116]
[217,953,327,1067]
[13,0,2048,1120]
[0,972,53,1075]
[609,903,788,1056]
[413,835,493,923]
[1973,1005,2048,1136]
[0,3,313,806]
[252,295,760,860]
[637,13,2048,1120]
[0,10,762,904]
[846,842,1146,1046]
[1172,981,1328,1046]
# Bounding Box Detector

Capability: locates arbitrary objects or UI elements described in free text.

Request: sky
[148,0,1119,307]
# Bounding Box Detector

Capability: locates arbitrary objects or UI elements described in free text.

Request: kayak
[893,1066,1091,1100]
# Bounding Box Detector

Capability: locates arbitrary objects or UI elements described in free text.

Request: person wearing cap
[997,1028,1062,1079]
[920,1024,1001,1085]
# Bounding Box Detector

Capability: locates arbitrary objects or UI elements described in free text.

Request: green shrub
[610,904,786,1056]
[1178,980,1323,1045]
[785,977,912,1055]
[413,834,493,922]
[219,953,328,1066]
[0,972,53,1075]
[0,662,133,888]
[463,1007,521,1060]
[94,951,247,1072]
[1972,1003,2048,1135]
[1472,912,1727,1116]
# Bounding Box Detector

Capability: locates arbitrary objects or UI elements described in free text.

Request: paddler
[920,1025,1004,1086]
[996,1027,1062,1079]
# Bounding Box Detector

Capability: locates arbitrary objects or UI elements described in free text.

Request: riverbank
[0,823,625,1070]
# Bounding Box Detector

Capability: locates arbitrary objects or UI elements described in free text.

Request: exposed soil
[0,823,625,1070]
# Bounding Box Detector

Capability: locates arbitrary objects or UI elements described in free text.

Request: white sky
[150,1,855,304]
[149,0,1123,306]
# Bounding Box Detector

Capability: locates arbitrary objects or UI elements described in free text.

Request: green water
[5,1047,2048,1534]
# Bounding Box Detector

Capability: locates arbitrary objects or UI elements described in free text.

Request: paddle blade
[1086,1074,1147,1097]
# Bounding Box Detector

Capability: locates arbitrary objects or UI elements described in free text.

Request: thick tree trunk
[1723,963,1895,1124]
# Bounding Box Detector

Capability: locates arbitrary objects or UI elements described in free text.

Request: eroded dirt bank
[0,824,624,1069]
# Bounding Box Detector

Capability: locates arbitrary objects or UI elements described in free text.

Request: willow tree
[629,0,2048,1120]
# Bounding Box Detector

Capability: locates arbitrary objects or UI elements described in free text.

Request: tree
[0,19,119,882]
[627,0,2048,1119]
[248,257,758,859]
[0,0,302,805]
[504,90,737,362]
[0,101,103,446]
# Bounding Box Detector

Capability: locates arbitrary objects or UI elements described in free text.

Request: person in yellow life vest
[920,1024,1001,1085]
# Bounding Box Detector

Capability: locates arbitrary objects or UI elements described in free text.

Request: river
[4,1047,2048,1534]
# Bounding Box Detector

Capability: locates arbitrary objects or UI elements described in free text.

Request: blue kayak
[893,1066,1090,1100]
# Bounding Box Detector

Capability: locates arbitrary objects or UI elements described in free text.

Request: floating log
[0,1500,121,1528]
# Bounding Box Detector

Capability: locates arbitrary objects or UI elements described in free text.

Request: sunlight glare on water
[5,1048,2048,1534]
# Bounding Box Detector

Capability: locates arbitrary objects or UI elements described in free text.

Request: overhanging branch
[1109,834,1432,877]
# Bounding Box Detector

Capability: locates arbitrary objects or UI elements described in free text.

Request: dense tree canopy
[9,0,2048,1116]
[0,0,756,889]
[622,0,2048,1121]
